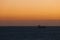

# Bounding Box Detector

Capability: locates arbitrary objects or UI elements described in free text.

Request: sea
[0,26,60,40]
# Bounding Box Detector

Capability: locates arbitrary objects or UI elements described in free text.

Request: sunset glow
[0,0,60,20]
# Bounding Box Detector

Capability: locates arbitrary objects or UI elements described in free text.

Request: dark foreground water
[0,26,60,40]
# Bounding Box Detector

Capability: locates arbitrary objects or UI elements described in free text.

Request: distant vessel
[37,25,46,28]
[38,25,41,28]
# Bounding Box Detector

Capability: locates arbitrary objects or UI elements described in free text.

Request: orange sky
[0,0,60,20]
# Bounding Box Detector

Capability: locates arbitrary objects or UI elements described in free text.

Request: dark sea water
[0,26,60,40]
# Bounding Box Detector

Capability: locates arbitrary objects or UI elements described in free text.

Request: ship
[37,25,46,28]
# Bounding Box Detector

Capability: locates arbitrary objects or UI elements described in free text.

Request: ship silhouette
[37,25,46,28]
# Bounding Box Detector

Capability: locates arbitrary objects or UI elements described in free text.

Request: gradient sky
[0,0,60,26]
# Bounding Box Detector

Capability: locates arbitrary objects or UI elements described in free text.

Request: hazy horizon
[0,20,60,26]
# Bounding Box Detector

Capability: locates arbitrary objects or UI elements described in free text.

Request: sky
[0,0,60,26]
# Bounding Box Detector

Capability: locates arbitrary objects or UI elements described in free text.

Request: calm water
[0,26,60,40]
